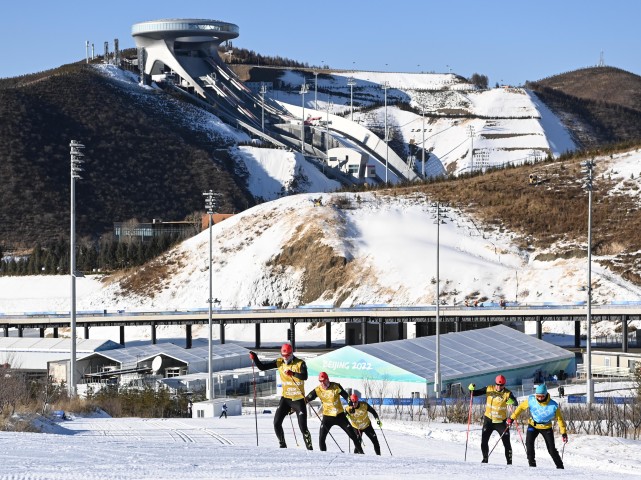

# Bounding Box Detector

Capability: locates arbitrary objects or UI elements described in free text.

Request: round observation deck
[132,18,239,43]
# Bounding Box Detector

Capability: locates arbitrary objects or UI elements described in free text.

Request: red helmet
[281,343,293,356]
[350,394,359,404]
[318,372,329,383]
[495,374,506,386]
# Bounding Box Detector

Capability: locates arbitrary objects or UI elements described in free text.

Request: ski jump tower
[132,19,284,130]
[132,19,238,97]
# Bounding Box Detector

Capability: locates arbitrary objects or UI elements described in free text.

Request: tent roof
[350,325,573,382]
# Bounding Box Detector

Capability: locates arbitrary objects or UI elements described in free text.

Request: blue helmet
[535,384,548,395]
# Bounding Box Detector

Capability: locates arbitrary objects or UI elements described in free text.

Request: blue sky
[1,0,639,85]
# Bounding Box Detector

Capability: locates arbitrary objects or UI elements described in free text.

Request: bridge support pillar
[151,322,157,345]
[255,323,261,349]
[119,326,125,346]
[535,318,542,340]
[39,328,45,338]
[379,319,384,343]
[3,326,8,337]
[185,324,192,349]
[455,317,462,333]
[290,319,296,351]
[18,326,23,337]
[53,327,58,338]
[574,321,581,348]
[84,325,89,339]
[415,320,427,337]
[622,316,628,353]
[220,321,225,345]
[398,321,404,340]
[361,318,367,345]
[325,322,331,348]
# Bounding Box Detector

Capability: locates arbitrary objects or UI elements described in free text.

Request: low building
[327,147,368,178]
[0,337,122,380]
[47,342,251,396]
[306,325,576,402]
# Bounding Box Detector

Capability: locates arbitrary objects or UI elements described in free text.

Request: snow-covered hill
[3,148,641,345]
[273,70,576,175]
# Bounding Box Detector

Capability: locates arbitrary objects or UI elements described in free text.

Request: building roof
[0,337,121,370]
[0,337,120,353]
[85,342,248,370]
[307,325,575,387]
[352,325,573,382]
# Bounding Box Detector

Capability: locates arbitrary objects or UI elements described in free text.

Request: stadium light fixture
[299,83,309,153]
[347,77,356,122]
[431,202,449,399]
[382,81,390,183]
[581,158,596,405]
[69,140,85,397]
[260,83,268,132]
[203,190,221,401]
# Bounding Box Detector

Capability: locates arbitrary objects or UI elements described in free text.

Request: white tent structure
[306,325,575,402]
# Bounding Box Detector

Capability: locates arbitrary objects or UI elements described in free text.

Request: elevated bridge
[2,304,640,351]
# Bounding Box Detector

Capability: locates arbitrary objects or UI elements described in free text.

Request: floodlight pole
[260,83,267,132]
[422,105,426,177]
[69,140,84,397]
[203,190,220,401]
[468,125,475,172]
[314,71,319,110]
[382,81,390,183]
[432,202,447,399]
[300,83,309,154]
[582,159,596,405]
[348,76,356,122]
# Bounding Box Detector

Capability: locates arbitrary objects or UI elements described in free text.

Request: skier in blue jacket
[508,384,567,469]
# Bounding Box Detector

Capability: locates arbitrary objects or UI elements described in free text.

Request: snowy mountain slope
[272,70,576,176]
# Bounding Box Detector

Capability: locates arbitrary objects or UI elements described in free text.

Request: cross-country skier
[249,344,313,450]
[305,372,364,453]
[507,383,567,469]
[468,374,518,464]
[345,393,382,455]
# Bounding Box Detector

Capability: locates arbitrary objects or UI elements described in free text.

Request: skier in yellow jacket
[305,372,364,453]
[468,374,518,464]
[345,394,382,455]
[507,383,567,469]
[249,344,313,450]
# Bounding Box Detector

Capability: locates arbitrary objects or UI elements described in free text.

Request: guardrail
[1,301,641,320]
[576,365,635,378]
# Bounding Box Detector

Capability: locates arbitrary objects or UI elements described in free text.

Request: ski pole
[513,419,527,454]
[378,423,392,456]
[561,438,566,460]
[464,390,474,461]
[251,360,259,446]
[293,378,344,453]
[289,411,299,447]
[488,424,510,459]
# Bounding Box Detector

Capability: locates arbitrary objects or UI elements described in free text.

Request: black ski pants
[355,424,381,455]
[274,397,309,447]
[481,416,512,463]
[525,426,563,468]
[319,412,363,453]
